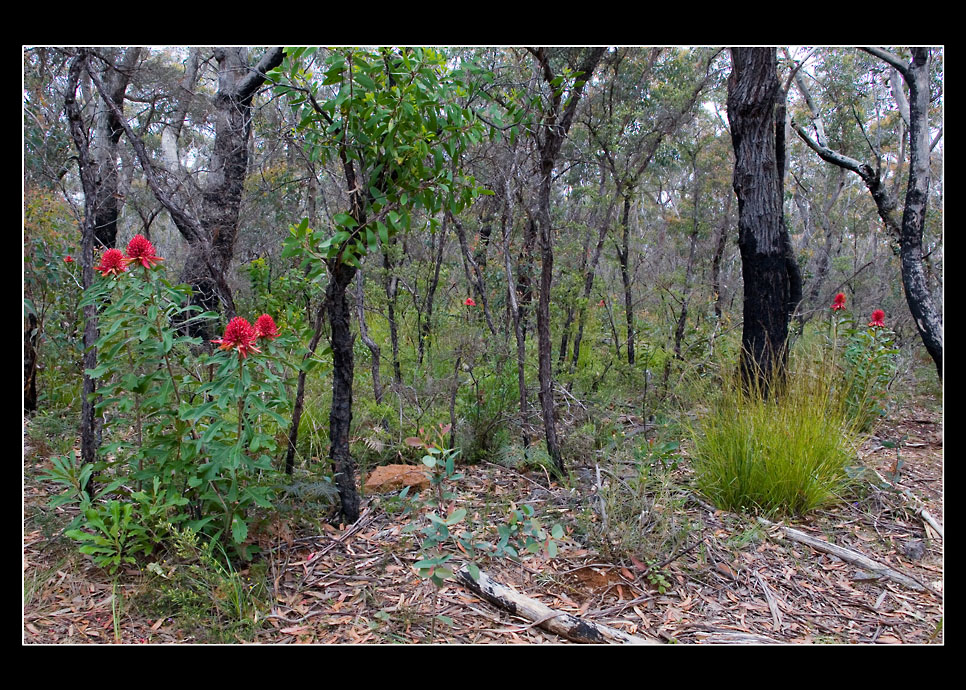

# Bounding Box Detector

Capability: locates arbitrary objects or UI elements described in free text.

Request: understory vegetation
[23,46,942,644]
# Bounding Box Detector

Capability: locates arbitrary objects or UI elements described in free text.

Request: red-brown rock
[364,464,431,493]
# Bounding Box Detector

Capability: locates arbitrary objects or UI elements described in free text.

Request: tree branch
[860,46,910,80]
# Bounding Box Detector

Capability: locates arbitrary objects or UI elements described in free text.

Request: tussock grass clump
[690,353,861,517]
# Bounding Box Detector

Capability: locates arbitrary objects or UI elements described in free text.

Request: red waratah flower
[464,297,476,306]
[95,248,128,277]
[254,314,280,341]
[125,234,163,269]
[831,293,846,311]
[598,299,605,307]
[64,255,74,264]
[212,317,261,358]
[869,309,886,328]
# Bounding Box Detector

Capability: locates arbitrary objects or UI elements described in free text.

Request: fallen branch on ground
[757,517,933,594]
[457,565,658,644]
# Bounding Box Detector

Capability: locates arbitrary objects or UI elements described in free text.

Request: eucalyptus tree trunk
[529,46,606,474]
[356,269,384,405]
[793,47,943,379]
[617,194,636,365]
[91,48,141,249]
[64,49,140,478]
[179,47,285,333]
[727,47,792,393]
[890,47,943,379]
[327,260,360,523]
[418,224,447,365]
[500,150,532,449]
[380,236,403,386]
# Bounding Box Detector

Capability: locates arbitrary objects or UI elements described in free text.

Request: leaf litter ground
[23,408,942,645]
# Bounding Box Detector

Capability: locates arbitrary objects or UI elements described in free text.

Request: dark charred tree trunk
[91,48,141,250]
[65,53,103,484]
[327,261,360,523]
[535,176,563,472]
[727,47,792,393]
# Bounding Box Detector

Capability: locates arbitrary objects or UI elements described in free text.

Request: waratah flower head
[96,248,128,277]
[831,293,846,311]
[212,317,261,358]
[254,314,280,341]
[869,309,886,328]
[125,234,164,269]
[64,255,74,264]
[464,297,476,306]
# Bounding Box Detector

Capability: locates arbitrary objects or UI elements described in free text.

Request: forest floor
[23,396,943,645]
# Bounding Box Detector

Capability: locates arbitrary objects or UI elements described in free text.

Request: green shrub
[840,321,899,432]
[690,352,861,517]
[45,237,296,563]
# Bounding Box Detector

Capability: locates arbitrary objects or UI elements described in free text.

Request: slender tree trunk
[535,171,563,472]
[710,192,733,320]
[452,212,497,335]
[617,194,636,365]
[327,261,360,523]
[381,237,403,386]
[516,217,538,343]
[24,312,39,413]
[501,169,531,449]
[418,225,446,365]
[528,47,604,473]
[285,296,327,475]
[64,53,102,482]
[674,174,702,362]
[356,268,383,405]
[64,50,138,485]
[569,192,619,372]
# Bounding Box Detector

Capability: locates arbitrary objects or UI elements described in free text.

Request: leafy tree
[791,47,943,378]
[271,47,488,521]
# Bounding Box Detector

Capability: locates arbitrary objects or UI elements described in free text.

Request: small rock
[364,464,430,493]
